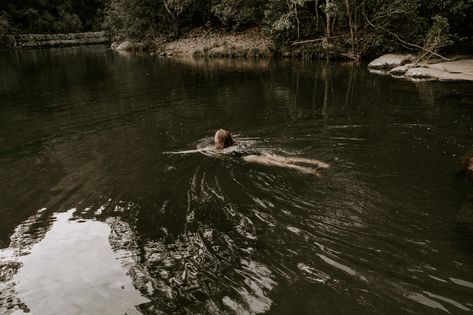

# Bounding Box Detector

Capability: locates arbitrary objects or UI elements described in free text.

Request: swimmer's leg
[262,154,330,169]
[243,155,320,176]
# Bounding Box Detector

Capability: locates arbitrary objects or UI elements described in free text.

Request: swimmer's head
[464,156,473,181]
[214,129,234,150]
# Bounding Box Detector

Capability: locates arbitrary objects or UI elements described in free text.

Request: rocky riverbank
[1,32,109,48]
[112,27,272,58]
[368,54,473,82]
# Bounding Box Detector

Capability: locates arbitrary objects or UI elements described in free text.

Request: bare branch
[162,0,172,16]
[291,34,345,45]
[362,8,452,62]
[291,38,325,45]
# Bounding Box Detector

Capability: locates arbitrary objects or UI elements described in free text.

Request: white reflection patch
[13,209,148,314]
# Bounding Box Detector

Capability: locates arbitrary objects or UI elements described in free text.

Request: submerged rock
[368,54,416,70]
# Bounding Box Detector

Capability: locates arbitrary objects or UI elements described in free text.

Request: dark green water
[1,45,473,314]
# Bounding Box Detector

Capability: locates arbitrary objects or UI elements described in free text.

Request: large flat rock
[368,54,416,70]
[369,54,473,82]
[405,60,473,81]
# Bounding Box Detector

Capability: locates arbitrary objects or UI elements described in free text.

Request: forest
[1,0,472,59]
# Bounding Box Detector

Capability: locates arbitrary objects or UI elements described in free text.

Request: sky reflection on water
[2,209,148,314]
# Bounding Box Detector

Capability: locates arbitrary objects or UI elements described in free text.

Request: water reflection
[0,209,148,314]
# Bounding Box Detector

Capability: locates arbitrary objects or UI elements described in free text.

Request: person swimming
[164,129,330,175]
[212,129,329,175]
[214,129,234,150]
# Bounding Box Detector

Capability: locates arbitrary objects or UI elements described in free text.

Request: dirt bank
[156,27,271,58]
[113,27,272,58]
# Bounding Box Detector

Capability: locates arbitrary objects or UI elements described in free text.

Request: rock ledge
[369,54,473,82]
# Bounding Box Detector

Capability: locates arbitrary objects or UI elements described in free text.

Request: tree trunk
[344,0,355,53]
[163,0,180,39]
[172,16,180,39]
[325,0,331,40]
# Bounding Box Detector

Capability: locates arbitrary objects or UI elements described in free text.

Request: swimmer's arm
[163,146,214,155]
[162,149,202,155]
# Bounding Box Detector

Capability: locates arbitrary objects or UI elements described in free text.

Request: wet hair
[214,129,234,149]
[464,156,473,181]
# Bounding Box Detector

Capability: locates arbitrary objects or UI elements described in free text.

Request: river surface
[1,45,473,314]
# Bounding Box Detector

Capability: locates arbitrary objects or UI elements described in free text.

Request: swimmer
[462,156,473,182]
[164,129,330,175]
[214,129,329,175]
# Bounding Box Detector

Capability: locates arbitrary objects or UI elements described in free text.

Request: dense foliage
[0,0,105,34]
[1,0,472,58]
[101,0,473,59]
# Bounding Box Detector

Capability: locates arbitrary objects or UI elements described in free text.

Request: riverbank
[113,27,272,58]
[0,32,109,49]
[368,54,473,82]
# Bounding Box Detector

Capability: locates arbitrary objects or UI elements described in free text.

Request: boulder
[116,40,133,51]
[111,41,120,50]
[368,54,416,70]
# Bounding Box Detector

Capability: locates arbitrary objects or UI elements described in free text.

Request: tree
[211,0,263,30]
[0,11,10,36]
[324,0,331,39]
[162,0,193,38]
[103,0,166,40]
[418,15,452,61]
[0,0,105,34]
